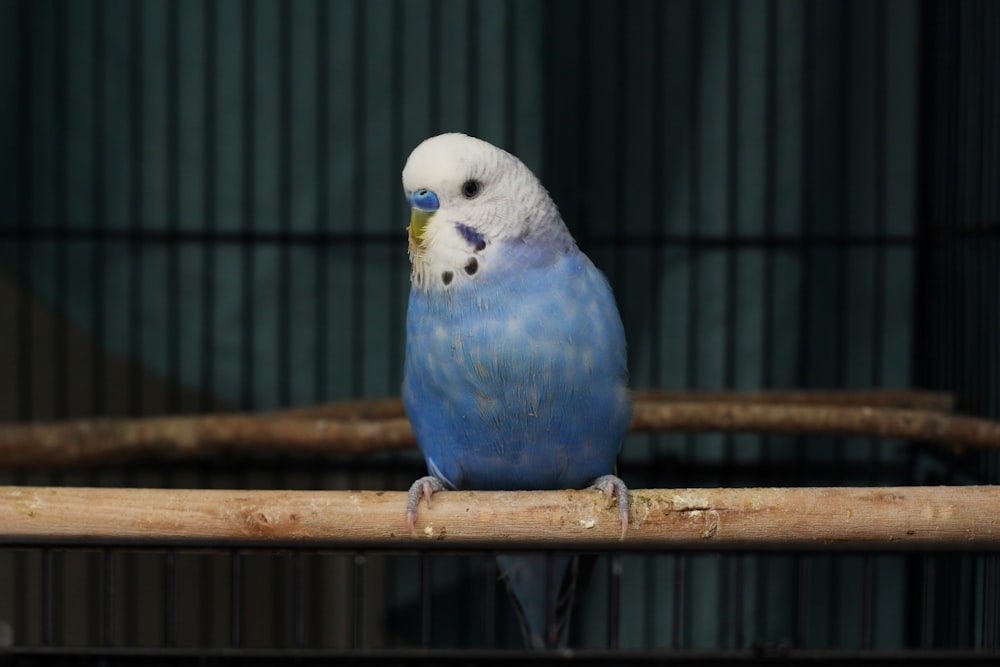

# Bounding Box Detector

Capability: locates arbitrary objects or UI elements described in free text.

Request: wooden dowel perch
[1,486,998,548]
[0,390,996,468]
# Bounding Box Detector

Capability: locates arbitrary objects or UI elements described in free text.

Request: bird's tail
[497,553,594,649]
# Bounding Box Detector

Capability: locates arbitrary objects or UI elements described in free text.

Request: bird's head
[401,133,570,291]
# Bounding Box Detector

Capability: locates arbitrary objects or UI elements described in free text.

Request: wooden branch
[633,389,956,412]
[264,389,956,421]
[0,390,994,469]
[2,486,999,548]
[631,402,1000,450]
[0,414,415,467]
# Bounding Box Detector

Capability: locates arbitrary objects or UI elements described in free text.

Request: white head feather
[402,133,573,291]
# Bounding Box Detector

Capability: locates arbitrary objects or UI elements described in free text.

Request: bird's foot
[405,475,447,536]
[587,474,629,541]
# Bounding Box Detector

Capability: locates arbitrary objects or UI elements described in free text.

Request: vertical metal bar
[292,551,305,649]
[15,0,33,428]
[861,555,874,649]
[53,0,68,421]
[230,550,242,648]
[429,0,442,135]
[198,2,219,645]
[164,549,177,648]
[574,0,590,244]
[796,555,811,648]
[354,552,367,649]
[685,0,703,457]
[42,549,53,646]
[984,555,998,649]
[724,5,740,649]
[350,0,366,398]
[166,0,180,417]
[734,555,745,649]
[921,555,935,648]
[128,0,144,418]
[545,552,556,647]
[608,554,622,650]
[420,554,432,648]
[671,555,685,649]
[278,0,291,409]
[465,0,478,135]
[501,0,514,148]
[91,0,107,417]
[103,549,114,647]
[611,0,626,294]
[200,0,217,415]
[314,0,329,405]
[646,2,667,545]
[240,0,256,412]
[387,0,404,392]
[483,552,497,648]
[681,5,702,648]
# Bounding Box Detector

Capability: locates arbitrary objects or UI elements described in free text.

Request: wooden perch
[630,402,1000,449]
[0,390,995,468]
[1,486,999,548]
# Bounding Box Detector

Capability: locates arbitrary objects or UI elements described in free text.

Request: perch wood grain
[0,394,995,468]
[1,486,998,548]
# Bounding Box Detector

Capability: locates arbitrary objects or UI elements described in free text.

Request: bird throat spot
[464,257,479,275]
[442,271,454,285]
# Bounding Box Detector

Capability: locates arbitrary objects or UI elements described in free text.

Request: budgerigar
[401,133,631,649]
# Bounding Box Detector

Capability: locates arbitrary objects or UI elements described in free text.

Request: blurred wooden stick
[268,389,957,420]
[2,485,998,547]
[1,390,995,468]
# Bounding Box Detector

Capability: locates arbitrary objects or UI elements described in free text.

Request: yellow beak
[408,208,434,248]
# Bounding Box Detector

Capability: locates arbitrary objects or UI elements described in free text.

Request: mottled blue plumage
[400,133,630,649]
[403,240,630,492]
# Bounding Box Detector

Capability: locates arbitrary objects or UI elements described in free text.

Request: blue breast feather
[402,242,631,491]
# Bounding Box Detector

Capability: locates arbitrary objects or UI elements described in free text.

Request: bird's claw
[405,475,447,536]
[587,474,629,541]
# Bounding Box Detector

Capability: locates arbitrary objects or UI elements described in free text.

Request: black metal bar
[354,552,367,649]
[921,555,935,648]
[985,555,998,649]
[314,0,329,405]
[15,0,33,427]
[103,548,114,647]
[544,552,556,648]
[164,549,177,648]
[465,0,478,135]
[734,556,745,649]
[230,550,242,648]
[482,552,496,649]
[420,554,432,648]
[607,554,622,650]
[53,0,68,422]
[128,0,144,418]
[672,555,685,649]
[240,0,256,412]
[292,551,304,649]
[278,0,292,409]
[91,0,107,417]
[387,0,404,392]
[42,548,53,646]
[200,0,218,415]
[502,0,514,149]
[350,0,366,398]
[797,555,811,648]
[166,0,180,416]
[861,555,874,650]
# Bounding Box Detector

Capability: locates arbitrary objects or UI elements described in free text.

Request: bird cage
[1,1,998,664]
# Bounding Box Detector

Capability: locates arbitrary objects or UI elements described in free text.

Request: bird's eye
[461,179,482,199]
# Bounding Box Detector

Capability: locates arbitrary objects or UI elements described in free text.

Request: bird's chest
[405,276,578,397]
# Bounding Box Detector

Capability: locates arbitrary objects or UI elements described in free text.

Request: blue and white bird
[401,133,631,649]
